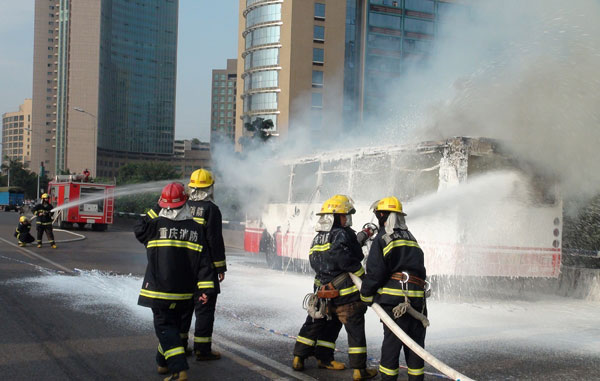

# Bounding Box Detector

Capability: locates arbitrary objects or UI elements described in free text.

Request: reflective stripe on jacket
[135,215,215,309]
[360,228,426,308]
[309,225,364,306]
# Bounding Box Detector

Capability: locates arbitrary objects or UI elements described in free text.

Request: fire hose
[348,273,474,381]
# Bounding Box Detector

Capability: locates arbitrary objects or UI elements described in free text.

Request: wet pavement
[0,212,599,380]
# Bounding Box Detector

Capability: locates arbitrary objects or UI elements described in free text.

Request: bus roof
[282,136,500,165]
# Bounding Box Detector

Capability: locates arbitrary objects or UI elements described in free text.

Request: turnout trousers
[378,305,426,381]
[180,293,218,353]
[294,301,368,369]
[36,224,55,245]
[153,308,189,373]
[17,232,35,244]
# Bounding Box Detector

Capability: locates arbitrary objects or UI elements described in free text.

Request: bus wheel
[92,224,107,232]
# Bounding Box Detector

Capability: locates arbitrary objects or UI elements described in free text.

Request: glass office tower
[98,0,178,155]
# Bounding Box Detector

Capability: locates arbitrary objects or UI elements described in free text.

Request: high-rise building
[32,0,179,178]
[236,0,453,151]
[172,139,211,176]
[2,99,33,168]
[210,59,238,148]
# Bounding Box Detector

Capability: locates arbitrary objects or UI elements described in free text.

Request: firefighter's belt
[316,272,349,299]
[317,283,339,299]
[391,272,425,288]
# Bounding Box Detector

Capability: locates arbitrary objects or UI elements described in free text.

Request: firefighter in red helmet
[135,182,215,381]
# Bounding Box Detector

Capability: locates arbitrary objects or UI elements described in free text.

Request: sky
[0,0,239,143]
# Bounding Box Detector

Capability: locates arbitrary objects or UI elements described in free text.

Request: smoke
[391,0,600,206]
[214,0,600,220]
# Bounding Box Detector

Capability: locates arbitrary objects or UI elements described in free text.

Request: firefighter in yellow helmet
[32,193,56,248]
[360,197,428,381]
[14,215,35,247]
[179,168,227,361]
[293,195,377,380]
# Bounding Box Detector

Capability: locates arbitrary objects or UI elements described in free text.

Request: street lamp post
[73,107,98,176]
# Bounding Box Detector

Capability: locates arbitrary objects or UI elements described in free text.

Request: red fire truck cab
[48,175,115,231]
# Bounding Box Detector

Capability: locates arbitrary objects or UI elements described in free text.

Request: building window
[312,70,324,88]
[314,25,325,42]
[314,3,325,20]
[313,48,324,65]
[369,13,402,30]
[311,93,323,108]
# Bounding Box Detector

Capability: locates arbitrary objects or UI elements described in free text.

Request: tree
[114,161,181,214]
[191,138,201,145]
[239,118,275,151]
[0,159,48,198]
[116,161,180,185]
[563,195,600,253]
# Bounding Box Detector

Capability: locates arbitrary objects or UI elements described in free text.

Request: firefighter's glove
[199,293,209,305]
[357,223,377,246]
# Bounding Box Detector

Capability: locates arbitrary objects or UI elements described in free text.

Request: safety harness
[390,271,431,328]
[304,272,350,320]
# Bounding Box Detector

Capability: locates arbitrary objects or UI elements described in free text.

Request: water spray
[50,179,185,213]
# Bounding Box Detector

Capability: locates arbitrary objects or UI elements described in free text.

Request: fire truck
[48,175,115,231]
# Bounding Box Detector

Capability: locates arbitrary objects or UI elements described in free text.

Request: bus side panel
[244,226,263,253]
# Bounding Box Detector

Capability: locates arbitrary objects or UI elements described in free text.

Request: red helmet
[158,182,187,209]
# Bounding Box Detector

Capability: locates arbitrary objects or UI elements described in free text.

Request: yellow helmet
[188,169,214,189]
[19,216,28,223]
[41,193,49,200]
[372,196,405,214]
[317,194,356,215]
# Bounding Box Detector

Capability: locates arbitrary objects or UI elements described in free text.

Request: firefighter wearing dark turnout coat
[360,197,427,381]
[293,195,377,381]
[136,182,215,381]
[32,193,56,248]
[177,168,226,361]
[14,215,35,246]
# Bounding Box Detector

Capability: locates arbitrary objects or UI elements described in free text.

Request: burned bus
[244,137,562,278]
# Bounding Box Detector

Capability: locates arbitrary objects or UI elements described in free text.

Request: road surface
[0,212,599,380]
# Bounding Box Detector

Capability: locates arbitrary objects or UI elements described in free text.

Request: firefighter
[14,215,35,247]
[135,182,215,381]
[292,194,377,381]
[360,196,427,381]
[180,168,227,361]
[32,193,56,248]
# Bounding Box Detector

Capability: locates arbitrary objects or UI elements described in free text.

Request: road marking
[214,345,289,380]
[0,237,73,274]
[215,334,318,381]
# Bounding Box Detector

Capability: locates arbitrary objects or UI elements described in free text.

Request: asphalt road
[0,213,315,381]
[1,212,599,381]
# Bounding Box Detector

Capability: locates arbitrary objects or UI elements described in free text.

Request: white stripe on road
[0,237,74,274]
[215,345,290,380]
[215,334,318,381]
